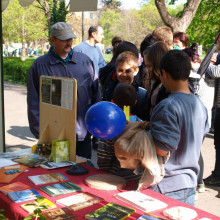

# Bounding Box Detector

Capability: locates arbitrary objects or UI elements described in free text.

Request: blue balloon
[85,101,126,139]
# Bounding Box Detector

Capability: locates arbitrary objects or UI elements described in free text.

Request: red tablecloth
[0,163,219,220]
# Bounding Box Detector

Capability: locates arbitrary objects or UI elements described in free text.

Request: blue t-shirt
[73,41,106,75]
[150,92,209,193]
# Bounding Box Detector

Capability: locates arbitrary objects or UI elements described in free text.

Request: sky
[120,0,142,10]
[120,0,187,10]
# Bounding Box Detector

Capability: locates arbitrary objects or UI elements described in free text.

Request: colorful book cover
[0,164,29,184]
[8,189,41,203]
[114,190,167,212]
[56,192,104,211]
[0,181,30,195]
[51,140,69,163]
[21,198,56,214]
[40,181,82,197]
[28,172,68,185]
[85,202,135,220]
[42,207,76,219]
[13,154,48,168]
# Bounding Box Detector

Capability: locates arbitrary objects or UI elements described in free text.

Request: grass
[103,53,113,63]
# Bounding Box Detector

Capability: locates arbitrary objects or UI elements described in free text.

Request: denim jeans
[214,106,220,176]
[149,185,196,206]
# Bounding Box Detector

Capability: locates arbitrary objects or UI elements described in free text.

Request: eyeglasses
[54,38,73,43]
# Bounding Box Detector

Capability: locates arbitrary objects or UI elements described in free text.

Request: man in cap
[27,22,101,159]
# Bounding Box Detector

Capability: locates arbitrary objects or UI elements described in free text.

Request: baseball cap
[50,22,76,40]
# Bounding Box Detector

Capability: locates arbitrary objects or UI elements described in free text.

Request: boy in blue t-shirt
[149,50,209,206]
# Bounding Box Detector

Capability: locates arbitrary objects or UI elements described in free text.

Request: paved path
[3,81,220,217]
[4,81,37,151]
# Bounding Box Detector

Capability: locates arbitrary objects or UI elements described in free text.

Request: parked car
[105,47,113,54]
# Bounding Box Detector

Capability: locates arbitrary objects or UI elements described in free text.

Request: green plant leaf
[25,203,36,206]
[35,197,45,203]
[39,205,48,209]
[0,214,7,220]
[33,208,42,215]
[0,210,7,220]
[23,214,35,220]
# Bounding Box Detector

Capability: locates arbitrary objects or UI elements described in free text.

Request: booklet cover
[0,181,31,195]
[42,207,76,220]
[28,172,68,185]
[56,192,104,211]
[40,181,82,197]
[85,202,135,220]
[13,154,48,168]
[8,189,41,203]
[21,198,56,214]
[114,190,167,213]
[0,164,29,184]
[51,140,69,163]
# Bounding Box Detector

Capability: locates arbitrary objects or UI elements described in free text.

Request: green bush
[3,57,34,85]
[2,54,111,85]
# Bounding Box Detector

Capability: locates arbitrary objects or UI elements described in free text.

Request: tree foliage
[139,0,219,50]
[35,0,69,31]
[66,13,82,45]
[99,9,122,46]
[99,3,164,48]
[50,0,68,26]
[113,6,163,46]
[136,4,163,33]
[2,0,47,44]
[186,0,220,50]
[100,0,122,10]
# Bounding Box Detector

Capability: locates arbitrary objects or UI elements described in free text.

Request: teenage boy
[104,50,149,121]
[149,50,209,206]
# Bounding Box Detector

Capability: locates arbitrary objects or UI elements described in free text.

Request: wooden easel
[38,76,77,162]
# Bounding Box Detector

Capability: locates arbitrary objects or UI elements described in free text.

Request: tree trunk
[21,15,26,61]
[155,0,202,33]
[44,0,51,27]
[41,43,45,55]
[36,0,51,27]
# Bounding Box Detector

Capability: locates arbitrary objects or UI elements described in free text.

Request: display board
[39,76,77,162]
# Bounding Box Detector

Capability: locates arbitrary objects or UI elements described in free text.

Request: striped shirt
[97,139,143,183]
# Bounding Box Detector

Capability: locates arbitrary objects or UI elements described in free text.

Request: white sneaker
[197,184,205,193]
